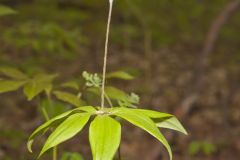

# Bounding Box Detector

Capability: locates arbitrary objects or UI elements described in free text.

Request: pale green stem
[53,146,57,160]
[104,92,113,108]
[41,107,50,120]
[98,88,113,108]
[46,95,58,160]
[101,0,114,109]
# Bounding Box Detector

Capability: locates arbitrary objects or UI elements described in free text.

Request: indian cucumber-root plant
[0,1,187,160]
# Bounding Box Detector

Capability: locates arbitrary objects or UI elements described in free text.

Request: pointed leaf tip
[157,117,188,135]
[27,140,33,153]
[113,107,172,160]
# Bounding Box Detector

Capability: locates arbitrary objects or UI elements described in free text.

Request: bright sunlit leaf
[113,107,172,160]
[89,115,121,160]
[134,109,173,119]
[39,113,90,158]
[156,117,188,135]
[27,106,96,153]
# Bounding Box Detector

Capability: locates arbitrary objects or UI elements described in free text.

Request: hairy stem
[101,0,114,109]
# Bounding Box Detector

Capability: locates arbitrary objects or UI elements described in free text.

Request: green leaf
[40,99,69,118]
[54,91,86,107]
[78,106,97,113]
[118,93,140,108]
[23,74,57,100]
[61,81,79,90]
[0,80,26,93]
[106,71,134,80]
[0,5,16,16]
[156,117,188,135]
[105,86,128,101]
[134,109,173,119]
[39,113,90,158]
[61,152,84,160]
[89,115,121,160]
[188,141,201,156]
[202,141,216,156]
[86,86,128,102]
[0,67,28,80]
[113,107,172,160]
[27,110,74,153]
[27,106,96,153]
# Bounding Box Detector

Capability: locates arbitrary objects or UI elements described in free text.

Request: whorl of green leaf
[28,105,186,160]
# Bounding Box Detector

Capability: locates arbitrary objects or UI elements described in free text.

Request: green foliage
[0,67,57,100]
[188,141,217,156]
[156,117,188,135]
[118,92,139,108]
[113,107,173,160]
[40,99,69,118]
[23,74,57,100]
[82,71,102,87]
[27,106,96,153]
[39,113,91,157]
[61,81,80,90]
[89,115,121,160]
[28,106,186,160]
[53,91,86,107]
[0,63,186,160]
[0,5,16,16]
[61,152,84,160]
[0,67,28,79]
[106,71,134,80]
[0,80,26,93]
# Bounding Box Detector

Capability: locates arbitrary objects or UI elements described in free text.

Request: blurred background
[0,0,240,159]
